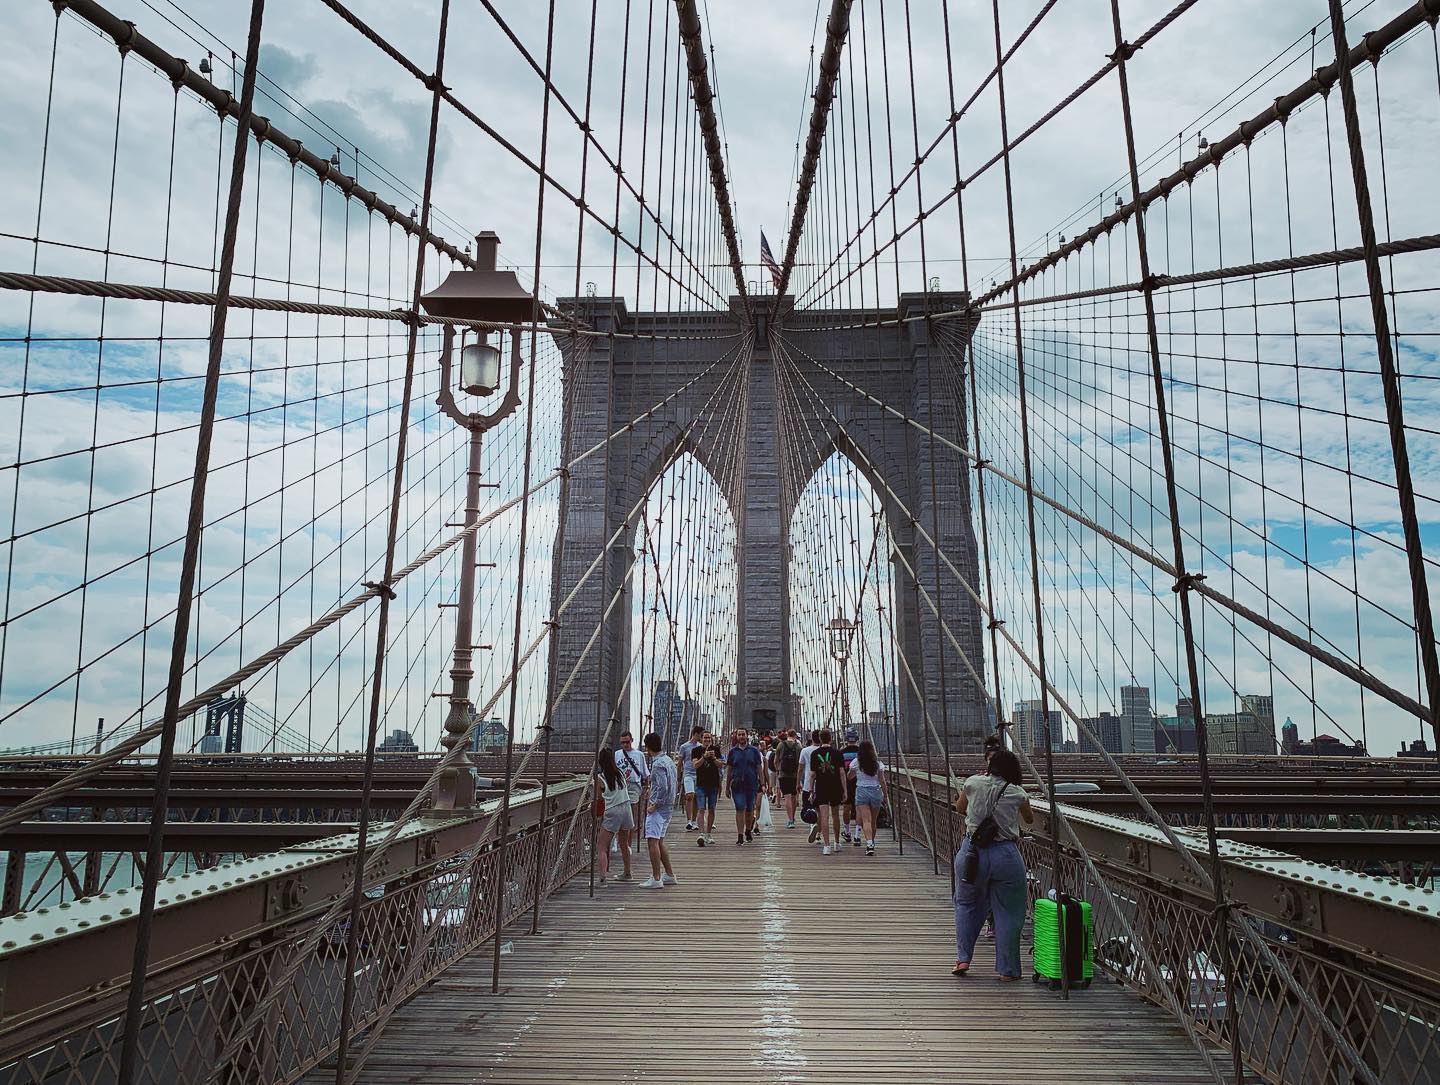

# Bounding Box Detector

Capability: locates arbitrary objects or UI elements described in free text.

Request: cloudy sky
[0,0,1436,758]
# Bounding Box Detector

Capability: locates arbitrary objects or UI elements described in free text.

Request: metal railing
[0,779,591,1084]
[891,768,1440,1085]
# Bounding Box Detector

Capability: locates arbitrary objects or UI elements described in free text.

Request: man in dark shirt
[692,736,723,846]
[725,728,765,845]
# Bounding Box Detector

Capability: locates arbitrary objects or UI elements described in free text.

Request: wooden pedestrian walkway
[335,820,1214,1084]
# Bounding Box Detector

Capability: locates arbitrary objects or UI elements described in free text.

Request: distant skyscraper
[1280,717,1299,754]
[1153,715,1196,754]
[1241,693,1275,738]
[1014,699,1061,754]
[883,683,899,719]
[652,680,683,736]
[1078,711,1123,754]
[1120,684,1154,754]
[468,717,508,752]
[1208,710,1277,755]
[379,728,418,752]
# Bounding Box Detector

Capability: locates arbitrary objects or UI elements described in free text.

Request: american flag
[760,231,782,290]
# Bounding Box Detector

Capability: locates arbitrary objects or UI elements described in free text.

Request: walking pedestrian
[775,729,802,827]
[692,733,722,845]
[640,733,678,888]
[678,723,704,831]
[594,747,634,884]
[839,729,862,846]
[799,729,820,842]
[847,739,888,855]
[724,727,764,845]
[615,731,650,848]
[808,729,847,855]
[951,748,1034,979]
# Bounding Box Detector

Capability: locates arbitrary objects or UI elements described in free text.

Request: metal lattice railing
[889,768,1440,1085]
[0,781,592,1085]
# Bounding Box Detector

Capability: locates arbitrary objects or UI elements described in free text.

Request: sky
[0,0,1436,757]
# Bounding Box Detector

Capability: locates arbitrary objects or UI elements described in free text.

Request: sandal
[952,961,970,976]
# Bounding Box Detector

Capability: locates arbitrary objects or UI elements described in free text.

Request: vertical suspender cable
[776,0,852,297]
[116,5,265,1082]
[674,0,748,308]
[493,0,569,992]
[901,0,957,880]
[988,0,1066,998]
[1325,0,1440,762]
[1104,1,1240,1072]
[939,0,1008,754]
[334,2,448,1078]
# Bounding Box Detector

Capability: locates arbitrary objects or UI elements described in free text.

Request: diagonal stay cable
[0,337,749,833]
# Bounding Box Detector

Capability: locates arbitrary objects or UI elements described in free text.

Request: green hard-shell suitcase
[1032,894,1094,988]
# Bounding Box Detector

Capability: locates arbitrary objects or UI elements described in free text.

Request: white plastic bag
[757,794,774,829]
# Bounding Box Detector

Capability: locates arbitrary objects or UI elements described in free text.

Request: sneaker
[745,829,753,842]
[705,834,716,844]
[786,819,796,828]
[808,826,820,843]
[852,835,862,847]
[865,842,875,855]
[822,845,834,855]
[686,821,696,831]
[661,873,677,886]
[697,836,706,848]
[639,877,664,889]
[841,830,851,844]
[616,871,632,882]
[737,835,745,846]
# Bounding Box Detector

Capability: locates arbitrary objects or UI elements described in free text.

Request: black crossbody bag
[960,778,1006,884]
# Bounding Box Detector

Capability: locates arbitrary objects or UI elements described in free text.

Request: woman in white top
[846,739,887,855]
[594,746,634,884]
[950,748,1033,979]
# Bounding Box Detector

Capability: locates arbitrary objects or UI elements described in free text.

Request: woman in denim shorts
[848,739,888,855]
[595,747,634,884]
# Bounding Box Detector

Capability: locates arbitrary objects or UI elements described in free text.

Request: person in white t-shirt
[615,732,650,850]
[847,739,888,855]
[798,731,819,842]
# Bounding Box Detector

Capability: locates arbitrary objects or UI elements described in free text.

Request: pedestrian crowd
[592,723,1040,985]
[591,724,893,890]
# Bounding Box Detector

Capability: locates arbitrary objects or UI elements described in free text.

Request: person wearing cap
[839,728,863,847]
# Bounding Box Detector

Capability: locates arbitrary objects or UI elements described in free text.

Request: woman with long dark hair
[594,746,634,884]
[951,747,1033,978]
[847,739,887,855]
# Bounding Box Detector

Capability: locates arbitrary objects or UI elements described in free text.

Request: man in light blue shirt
[640,733,678,888]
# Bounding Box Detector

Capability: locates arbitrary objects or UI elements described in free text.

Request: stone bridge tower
[546,292,987,752]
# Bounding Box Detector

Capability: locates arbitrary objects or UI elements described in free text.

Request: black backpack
[779,740,800,775]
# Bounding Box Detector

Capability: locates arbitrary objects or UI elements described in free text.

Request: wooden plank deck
[336,820,1215,1084]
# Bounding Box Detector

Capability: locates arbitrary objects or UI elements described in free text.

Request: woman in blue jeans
[951,748,1034,979]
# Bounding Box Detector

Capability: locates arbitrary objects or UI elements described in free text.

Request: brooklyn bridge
[0,0,1437,1081]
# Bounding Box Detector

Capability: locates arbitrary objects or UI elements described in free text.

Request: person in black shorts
[808,729,848,855]
[775,729,803,827]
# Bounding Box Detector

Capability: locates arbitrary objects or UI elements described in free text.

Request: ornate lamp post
[421,231,536,810]
[828,615,854,732]
[718,676,732,734]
